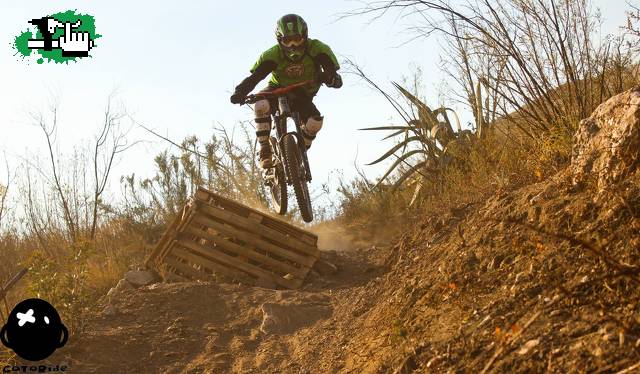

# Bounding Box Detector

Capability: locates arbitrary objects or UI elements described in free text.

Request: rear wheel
[283,134,313,222]
[267,137,287,215]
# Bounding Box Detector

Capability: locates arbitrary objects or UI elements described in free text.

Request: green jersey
[250,39,340,97]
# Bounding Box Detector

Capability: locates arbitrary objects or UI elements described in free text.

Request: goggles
[280,35,305,48]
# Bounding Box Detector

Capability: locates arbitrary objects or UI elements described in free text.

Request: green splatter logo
[12,10,101,64]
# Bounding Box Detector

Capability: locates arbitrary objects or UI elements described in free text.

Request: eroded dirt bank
[48,166,640,373]
[49,88,640,373]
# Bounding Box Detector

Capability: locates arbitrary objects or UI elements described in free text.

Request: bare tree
[439,13,508,137]
[27,94,134,243]
[91,94,134,238]
[625,2,640,42]
[0,155,13,232]
[32,102,78,241]
[346,0,638,138]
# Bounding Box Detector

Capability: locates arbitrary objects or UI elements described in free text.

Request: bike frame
[273,95,312,184]
[245,80,315,184]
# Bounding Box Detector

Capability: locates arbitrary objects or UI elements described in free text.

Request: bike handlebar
[242,80,316,104]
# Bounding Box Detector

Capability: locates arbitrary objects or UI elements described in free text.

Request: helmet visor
[281,35,305,48]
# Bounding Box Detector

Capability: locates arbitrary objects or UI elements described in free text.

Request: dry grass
[336,101,579,238]
[0,124,266,340]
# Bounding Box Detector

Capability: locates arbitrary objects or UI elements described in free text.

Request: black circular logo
[1,298,68,361]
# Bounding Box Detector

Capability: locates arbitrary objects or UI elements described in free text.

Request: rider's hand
[230,92,245,104]
[324,73,343,89]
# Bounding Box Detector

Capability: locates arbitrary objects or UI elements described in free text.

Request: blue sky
[0,0,632,205]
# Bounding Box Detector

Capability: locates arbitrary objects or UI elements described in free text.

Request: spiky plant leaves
[358,126,413,131]
[393,82,439,127]
[392,160,433,189]
[383,129,409,141]
[360,81,473,196]
[442,107,462,133]
[374,149,429,188]
[366,136,425,165]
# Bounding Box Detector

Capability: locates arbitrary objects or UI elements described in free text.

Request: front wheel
[267,137,287,215]
[283,134,313,222]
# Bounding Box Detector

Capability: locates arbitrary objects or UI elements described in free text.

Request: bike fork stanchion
[300,147,312,182]
[293,114,313,182]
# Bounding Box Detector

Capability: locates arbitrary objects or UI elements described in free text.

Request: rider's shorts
[261,85,321,122]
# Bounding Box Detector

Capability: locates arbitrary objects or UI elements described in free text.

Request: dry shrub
[350,0,640,137]
[337,0,640,233]
[336,174,414,243]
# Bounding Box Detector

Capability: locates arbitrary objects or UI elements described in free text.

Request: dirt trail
[49,240,394,373]
[46,166,640,373]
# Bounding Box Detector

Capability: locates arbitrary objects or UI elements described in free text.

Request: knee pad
[255,121,271,141]
[254,99,272,138]
[304,115,323,136]
[254,99,271,118]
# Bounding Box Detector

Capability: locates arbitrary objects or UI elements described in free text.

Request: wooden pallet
[145,187,320,289]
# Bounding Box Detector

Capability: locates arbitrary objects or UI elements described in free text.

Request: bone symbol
[17,309,35,327]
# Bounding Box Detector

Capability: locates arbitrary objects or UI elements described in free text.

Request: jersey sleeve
[234,45,279,95]
[308,39,340,71]
[235,60,276,95]
[251,45,281,73]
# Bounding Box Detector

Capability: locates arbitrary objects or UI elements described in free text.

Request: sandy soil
[44,168,640,373]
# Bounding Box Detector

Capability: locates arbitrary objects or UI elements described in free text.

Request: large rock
[572,87,640,190]
[124,269,157,287]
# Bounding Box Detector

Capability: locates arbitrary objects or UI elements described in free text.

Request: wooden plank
[163,255,212,281]
[192,214,316,267]
[197,203,320,258]
[171,245,256,285]
[194,188,211,201]
[145,209,184,266]
[157,239,179,266]
[194,187,318,245]
[248,212,263,223]
[176,238,290,288]
[161,205,198,261]
[157,204,198,263]
[181,225,308,278]
[262,220,317,246]
[177,238,299,290]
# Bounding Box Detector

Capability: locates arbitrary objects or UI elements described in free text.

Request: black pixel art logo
[1,298,68,361]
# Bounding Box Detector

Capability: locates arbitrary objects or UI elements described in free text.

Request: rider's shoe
[258,145,273,169]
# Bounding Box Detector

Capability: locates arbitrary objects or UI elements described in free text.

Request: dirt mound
[45,88,640,372]
[46,243,393,373]
[48,167,640,372]
[357,172,640,373]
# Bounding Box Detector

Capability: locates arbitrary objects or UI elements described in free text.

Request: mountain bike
[243,80,315,222]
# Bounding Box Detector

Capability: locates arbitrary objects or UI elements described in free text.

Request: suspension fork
[272,113,290,184]
[275,96,313,183]
[293,112,312,182]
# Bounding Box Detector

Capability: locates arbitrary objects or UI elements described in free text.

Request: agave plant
[347,58,487,205]
[361,82,465,201]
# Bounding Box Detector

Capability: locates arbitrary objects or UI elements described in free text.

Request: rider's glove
[230,91,245,104]
[325,73,343,89]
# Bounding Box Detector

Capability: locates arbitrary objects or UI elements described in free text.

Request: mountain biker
[230,14,342,169]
